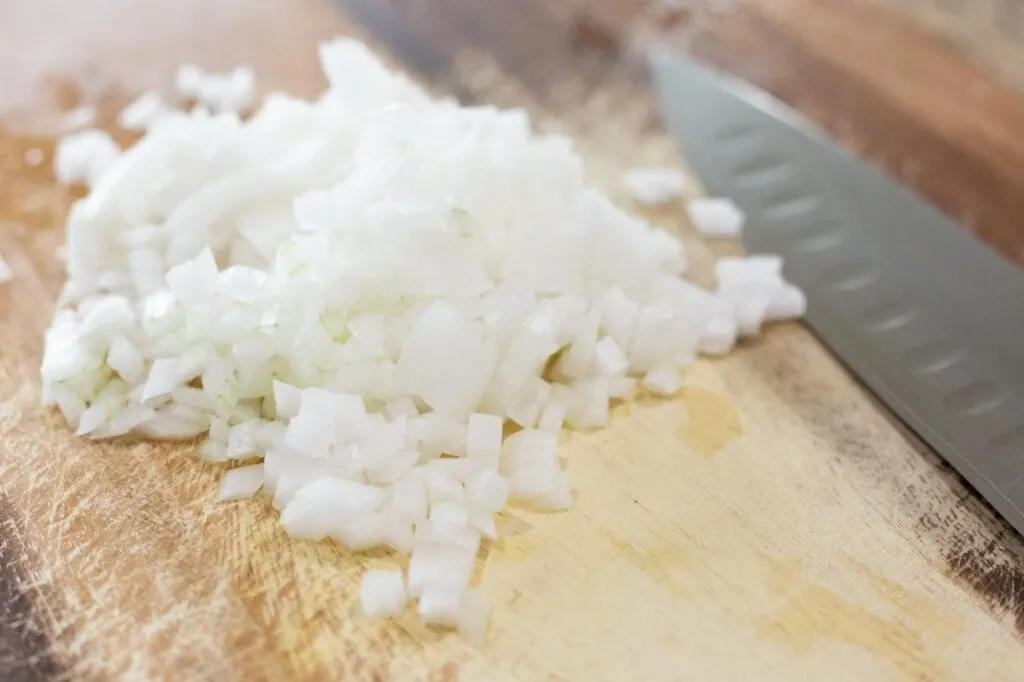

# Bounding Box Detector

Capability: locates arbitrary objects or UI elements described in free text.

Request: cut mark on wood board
[0,494,66,682]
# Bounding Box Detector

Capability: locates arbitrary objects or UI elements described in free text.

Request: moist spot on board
[675,388,740,458]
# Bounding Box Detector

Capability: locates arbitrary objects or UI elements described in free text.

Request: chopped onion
[119,91,172,131]
[537,399,567,434]
[42,37,807,643]
[686,197,745,237]
[715,256,805,336]
[54,129,120,186]
[391,474,428,524]
[765,283,808,321]
[466,470,510,512]
[176,64,255,114]
[457,588,490,644]
[418,583,464,627]
[59,105,97,132]
[622,166,693,205]
[218,464,264,501]
[642,367,682,397]
[107,336,145,383]
[140,359,181,404]
[360,569,406,617]
[466,412,502,467]
[280,477,385,540]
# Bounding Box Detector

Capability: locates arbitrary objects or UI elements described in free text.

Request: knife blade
[650,51,1024,534]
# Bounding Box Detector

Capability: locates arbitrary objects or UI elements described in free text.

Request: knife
[650,51,1024,535]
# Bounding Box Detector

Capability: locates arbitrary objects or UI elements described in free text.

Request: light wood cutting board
[2,0,1024,680]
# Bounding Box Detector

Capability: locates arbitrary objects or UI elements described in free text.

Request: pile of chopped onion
[41,39,804,642]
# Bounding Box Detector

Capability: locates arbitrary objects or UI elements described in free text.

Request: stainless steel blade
[650,51,1024,533]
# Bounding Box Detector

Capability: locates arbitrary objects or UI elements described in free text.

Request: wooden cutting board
[2,0,1024,680]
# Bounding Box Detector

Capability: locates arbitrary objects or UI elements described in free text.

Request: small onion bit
[218,464,265,501]
[360,569,407,618]
[622,166,694,206]
[686,197,745,238]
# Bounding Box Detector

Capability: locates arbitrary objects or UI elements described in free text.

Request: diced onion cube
[686,197,745,237]
[360,569,406,617]
[218,464,264,501]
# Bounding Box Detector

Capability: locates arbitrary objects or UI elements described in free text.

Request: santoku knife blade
[650,51,1024,534]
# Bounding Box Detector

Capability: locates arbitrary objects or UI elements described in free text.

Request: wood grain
[2,0,1024,680]
[887,0,1024,84]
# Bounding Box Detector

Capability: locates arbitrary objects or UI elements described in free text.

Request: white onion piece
[140,359,181,404]
[176,64,205,98]
[119,91,173,131]
[331,512,387,550]
[765,284,808,321]
[136,410,207,439]
[429,501,470,535]
[686,197,745,237]
[592,336,628,377]
[717,255,783,284]
[360,569,406,617]
[565,378,610,429]
[381,509,415,553]
[226,420,265,459]
[218,464,264,501]
[282,388,338,458]
[391,475,428,524]
[426,471,464,505]
[76,403,107,436]
[537,399,567,434]
[698,303,738,356]
[457,588,491,643]
[51,387,86,427]
[608,376,636,400]
[272,381,302,419]
[466,470,510,512]
[408,546,474,599]
[54,130,120,186]
[176,63,255,114]
[468,508,498,541]
[466,412,502,467]
[418,583,464,627]
[622,166,692,205]
[385,397,419,419]
[59,105,97,132]
[643,368,681,397]
[501,429,556,473]
[397,302,492,420]
[107,336,145,383]
[280,478,385,540]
